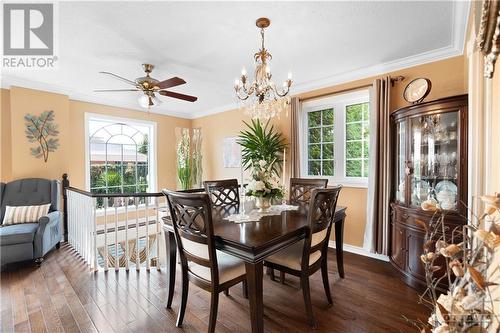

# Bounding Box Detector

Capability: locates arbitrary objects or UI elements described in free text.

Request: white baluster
[125,197,129,271]
[93,197,98,271]
[115,200,119,271]
[135,197,140,270]
[156,197,161,271]
[104,197,108,271]
[145,198,150,271]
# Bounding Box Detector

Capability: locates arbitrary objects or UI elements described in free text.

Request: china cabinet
[390,95,468,290]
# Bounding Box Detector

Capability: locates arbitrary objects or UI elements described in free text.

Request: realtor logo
[2,3,57,69]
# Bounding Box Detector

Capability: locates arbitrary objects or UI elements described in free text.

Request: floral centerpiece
[237,119,287,212]
[246,159,284,211]
[405,195,500,332]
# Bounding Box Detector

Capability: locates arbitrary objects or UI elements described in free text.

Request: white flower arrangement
[245,159,284,200]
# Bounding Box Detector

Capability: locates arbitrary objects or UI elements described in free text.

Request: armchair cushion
[266,240,322,271]
[2,204,51,225]
[1,178,59,223]
[188,250,246,283]
[0,223,38,245]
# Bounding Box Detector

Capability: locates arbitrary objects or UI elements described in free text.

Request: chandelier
[234,17,292,120]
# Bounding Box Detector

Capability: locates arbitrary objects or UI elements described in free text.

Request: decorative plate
[435,180,458,210]
[403,78,431,104]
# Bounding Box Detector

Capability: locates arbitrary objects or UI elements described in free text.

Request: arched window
[87,116,155,203]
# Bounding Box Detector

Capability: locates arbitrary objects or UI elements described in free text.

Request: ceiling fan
[95,63,198,108]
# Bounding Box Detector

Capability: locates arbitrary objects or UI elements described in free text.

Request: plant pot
[255,197,271,212]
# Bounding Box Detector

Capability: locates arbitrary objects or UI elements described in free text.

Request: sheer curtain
[363,77,392,255]
[290,97,301,178]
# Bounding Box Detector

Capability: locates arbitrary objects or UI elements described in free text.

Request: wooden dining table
[162,205,347,333]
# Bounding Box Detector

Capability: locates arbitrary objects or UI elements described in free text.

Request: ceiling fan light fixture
[138,94,152,108]
[97,64,197,108]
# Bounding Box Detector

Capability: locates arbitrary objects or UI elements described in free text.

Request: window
[301,90,370,186]
[86,114,156,206]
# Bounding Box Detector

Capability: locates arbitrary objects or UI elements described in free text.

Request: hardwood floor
[1,243,428,333]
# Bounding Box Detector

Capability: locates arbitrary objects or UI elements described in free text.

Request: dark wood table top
[163,206,347,263]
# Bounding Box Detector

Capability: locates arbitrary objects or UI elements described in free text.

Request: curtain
[363,77,392,255]
[289,97,301,178]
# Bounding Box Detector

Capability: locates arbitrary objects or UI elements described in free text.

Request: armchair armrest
[34,211,62,258]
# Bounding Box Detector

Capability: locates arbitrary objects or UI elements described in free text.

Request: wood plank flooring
[0,243,428,333]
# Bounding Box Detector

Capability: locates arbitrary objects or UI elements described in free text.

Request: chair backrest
[304,186,342,258]
[0,178,60,223]
[163,190,220,283]
[203,179,240,217]
[289,178,328,206]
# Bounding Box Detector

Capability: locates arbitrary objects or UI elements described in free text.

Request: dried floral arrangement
[406,195,500,332]
[24,110,60,162]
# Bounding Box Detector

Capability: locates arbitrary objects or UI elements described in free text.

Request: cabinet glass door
[394,119,406,203]
[410,112,459,210]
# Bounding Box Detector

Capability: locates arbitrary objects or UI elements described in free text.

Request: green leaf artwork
[24,110,60,162]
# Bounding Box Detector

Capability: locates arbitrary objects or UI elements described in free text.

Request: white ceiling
[2,1,469,119]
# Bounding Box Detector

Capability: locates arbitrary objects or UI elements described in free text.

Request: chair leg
[224,289,229,296]
[208,292,219,333]
[280,271,285,284]
[242,280,248,299]
[300,274,317,329]
[34,257,44,268]
[55,242,61,249]
[269,268,275,281]
[176,270,189,327]
[321,259,333,305]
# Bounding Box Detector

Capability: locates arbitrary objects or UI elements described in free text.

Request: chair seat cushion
[188,250,246,283]
[0,223,38,245]
[266,240,322,271]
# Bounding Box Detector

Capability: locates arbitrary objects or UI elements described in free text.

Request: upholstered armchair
[0,178,62,267]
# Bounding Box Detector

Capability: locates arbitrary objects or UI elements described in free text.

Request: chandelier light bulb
[288,72,292,80]
[241,67,247,76]
[234,79,240,87]
[265,65,271,73]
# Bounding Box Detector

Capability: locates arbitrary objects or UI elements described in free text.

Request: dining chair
[289,178,328,206]
[203,179,240,218]
[163,190,248,333]
[271,178,329,283]
[264,186,342,328]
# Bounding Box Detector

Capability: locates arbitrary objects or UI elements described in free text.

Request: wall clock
[403,78,431,104]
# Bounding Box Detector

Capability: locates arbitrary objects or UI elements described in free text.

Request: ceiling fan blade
[94,89,140,92]
[159,90,198,102]
[99,71,137,86]
[156,77,186,90]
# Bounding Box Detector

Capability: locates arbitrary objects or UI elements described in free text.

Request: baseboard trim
[328,240,390,262]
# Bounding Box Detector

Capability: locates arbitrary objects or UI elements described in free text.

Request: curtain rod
[299,76,405,102]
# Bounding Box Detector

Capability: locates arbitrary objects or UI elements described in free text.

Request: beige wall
[1,89,12,181]
[193,55,467,248]
[0,87,190,192]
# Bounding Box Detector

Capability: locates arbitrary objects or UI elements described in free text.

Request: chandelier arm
[236,92,250,101]
[274,85,290,98]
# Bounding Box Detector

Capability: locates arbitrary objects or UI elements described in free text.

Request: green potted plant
[237,119,287,211]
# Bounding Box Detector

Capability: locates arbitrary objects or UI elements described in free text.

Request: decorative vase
[255,197,271,212]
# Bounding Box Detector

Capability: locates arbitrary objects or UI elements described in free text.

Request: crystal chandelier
[234,18,292,120]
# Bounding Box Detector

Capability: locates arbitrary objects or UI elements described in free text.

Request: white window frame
[84,113,158,212]
[300,89,370,188]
